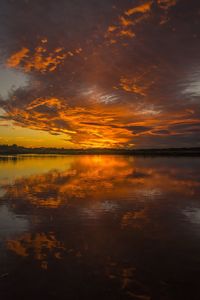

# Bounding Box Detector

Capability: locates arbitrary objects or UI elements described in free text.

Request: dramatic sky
[0,0,200,148]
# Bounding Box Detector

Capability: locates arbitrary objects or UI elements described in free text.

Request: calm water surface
[0,155,200,300]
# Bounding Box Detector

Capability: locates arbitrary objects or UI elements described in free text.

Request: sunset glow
[0,0,199,148]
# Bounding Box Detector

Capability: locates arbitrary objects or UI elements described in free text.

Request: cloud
[105,0,179,45]
[118,77,147,96]
[157,0,177,10]
[1,96,135,147]
[6,47,29,68]
[0,0,199,148]
[125,125,152,134]
[125,2,152,16]
[6,39,82,74]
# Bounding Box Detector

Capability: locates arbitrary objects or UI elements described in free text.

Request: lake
[0,155,200,300]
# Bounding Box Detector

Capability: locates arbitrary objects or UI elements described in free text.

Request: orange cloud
[119,77,147,96]
[119,30,135,38]
[125,2,152,16]
[105,0,178,44]
[3,93,199,148]
[6,47,29,68]
[106,2,152,44]
[6,40,82,73]
[108,26,117,32]
[3,97,135,148]
[27,97,64,110]
[119,16,134,27]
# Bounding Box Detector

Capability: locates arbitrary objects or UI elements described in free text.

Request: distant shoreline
[0,145,200,156]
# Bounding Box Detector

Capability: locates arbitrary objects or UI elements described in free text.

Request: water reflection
[7,232,65,270]
[0,155,200,299]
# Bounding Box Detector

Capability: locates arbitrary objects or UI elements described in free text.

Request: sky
[0,0,200,149]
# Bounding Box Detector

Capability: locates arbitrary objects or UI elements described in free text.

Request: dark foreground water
[0,155,200,300]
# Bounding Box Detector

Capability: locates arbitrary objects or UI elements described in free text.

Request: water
[0,155,200,300]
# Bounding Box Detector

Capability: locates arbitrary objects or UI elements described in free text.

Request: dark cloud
[125,125,152,133]
[169,122,200,131]
[153,129,171,135]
